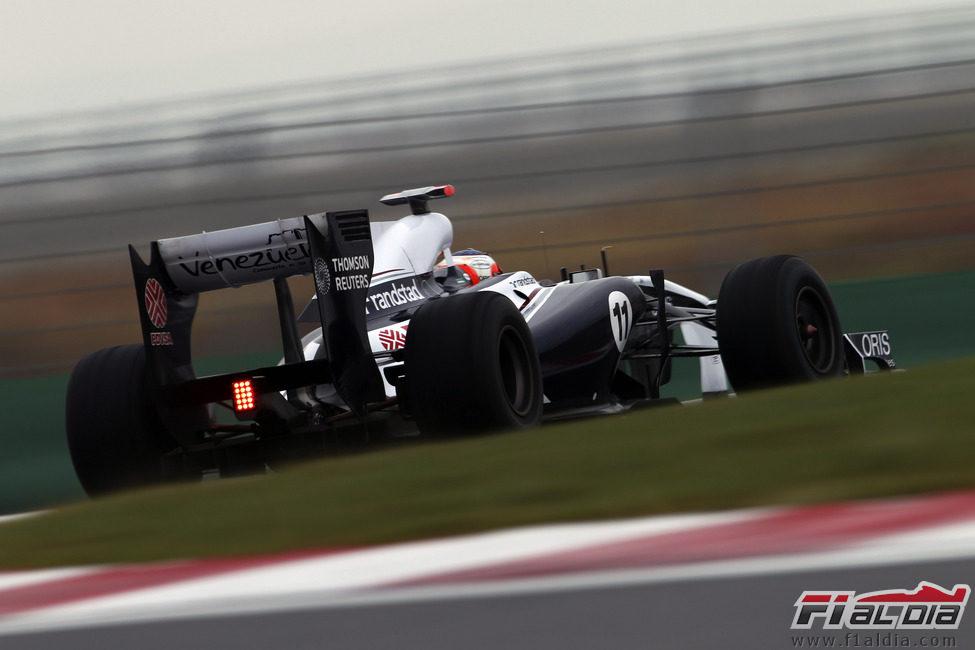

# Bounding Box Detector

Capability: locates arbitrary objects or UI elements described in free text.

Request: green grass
[1,356,973,570]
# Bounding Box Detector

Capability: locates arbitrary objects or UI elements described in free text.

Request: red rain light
[233,379,255,411]
[442,185,455,196]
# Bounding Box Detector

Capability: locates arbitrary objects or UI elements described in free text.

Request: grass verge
[1,356,973,570]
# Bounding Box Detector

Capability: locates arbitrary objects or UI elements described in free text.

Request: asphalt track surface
[6,556,974,650]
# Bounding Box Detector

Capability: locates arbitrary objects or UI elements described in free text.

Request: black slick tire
[404,291,543,436]
[717,255,843,391]
[65,344,183,496]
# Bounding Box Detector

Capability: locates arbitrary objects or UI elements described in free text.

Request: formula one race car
[65,185,895,495]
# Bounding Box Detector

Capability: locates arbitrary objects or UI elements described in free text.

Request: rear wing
[129,209,386,423]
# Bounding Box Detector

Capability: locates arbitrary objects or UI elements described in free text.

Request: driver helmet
[436,248,503,285]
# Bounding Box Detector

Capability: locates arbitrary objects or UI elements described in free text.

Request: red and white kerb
[232,380,255,411]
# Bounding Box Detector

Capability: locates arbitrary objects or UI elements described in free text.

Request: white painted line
[0,567,100,592]
[846,518,975,550]
[0,510,45,526]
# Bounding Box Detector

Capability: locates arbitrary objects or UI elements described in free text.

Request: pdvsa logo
[792,582,969,630]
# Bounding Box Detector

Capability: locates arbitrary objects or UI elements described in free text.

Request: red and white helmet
[436,248,503,285]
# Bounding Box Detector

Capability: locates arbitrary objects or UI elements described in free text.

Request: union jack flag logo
[378,326,407,350]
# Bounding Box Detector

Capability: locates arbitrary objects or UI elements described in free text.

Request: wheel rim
[497,325,535,418]
[794,286,836,374]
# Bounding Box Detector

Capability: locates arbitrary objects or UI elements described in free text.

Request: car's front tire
[717,255,844,391]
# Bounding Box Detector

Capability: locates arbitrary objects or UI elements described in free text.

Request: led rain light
[232,380,256,411]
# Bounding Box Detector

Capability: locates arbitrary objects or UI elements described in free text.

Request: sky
[0,0,959,122]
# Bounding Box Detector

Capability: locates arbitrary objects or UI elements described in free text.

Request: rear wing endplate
[129,210,385,418]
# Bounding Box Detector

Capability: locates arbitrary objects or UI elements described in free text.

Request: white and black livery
[65,184,895,495]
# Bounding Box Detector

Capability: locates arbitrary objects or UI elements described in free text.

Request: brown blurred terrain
[1,8,973,378]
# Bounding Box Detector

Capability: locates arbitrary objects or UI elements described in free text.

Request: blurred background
[1,1,974,509]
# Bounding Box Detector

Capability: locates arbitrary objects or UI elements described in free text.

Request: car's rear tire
[65,344,185,496]
[404,291,543,436]
[717,255,843,391]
